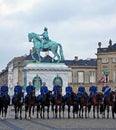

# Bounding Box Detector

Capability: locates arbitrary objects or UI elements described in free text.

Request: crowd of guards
[0,80,112,105]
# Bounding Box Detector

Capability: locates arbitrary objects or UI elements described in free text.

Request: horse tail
[58,43,65,61]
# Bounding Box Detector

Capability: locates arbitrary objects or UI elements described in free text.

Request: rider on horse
[1,83,8,96]
[102,83,111,102]
[39,27,49,48]
[52,83,61,100]
[77,83,87,102]
[88,83,98,102]
[36,82,49,101]
[0,83,10,105]
[25,81,35,102]
[13,82,23,97]
[63,83,73,100]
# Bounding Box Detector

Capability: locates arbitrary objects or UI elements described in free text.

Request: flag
[100,73,105,85]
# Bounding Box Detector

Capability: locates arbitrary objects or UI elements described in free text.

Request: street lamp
[103,67,109,83]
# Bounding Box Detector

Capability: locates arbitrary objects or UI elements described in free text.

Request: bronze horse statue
[28,32,64,62]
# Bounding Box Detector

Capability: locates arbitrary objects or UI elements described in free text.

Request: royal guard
[77,83,87,102]
[13,82,23,97]
[63,83,73,100]
[88,83,98,101]
[25,81,35,102]
[37,82,49,101]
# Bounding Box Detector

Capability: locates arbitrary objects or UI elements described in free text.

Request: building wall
[97,52,116,82]
[70,66,96,84]
[23,63,70,95]
[1,42,116,95]
[96,52,116,90]
[0,69,8,86]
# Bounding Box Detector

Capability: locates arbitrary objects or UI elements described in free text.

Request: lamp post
[103,67,109,83]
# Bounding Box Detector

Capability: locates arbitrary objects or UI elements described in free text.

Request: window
[102,58,108,63]
[112,58,116,63]
[89,71,95,83]
[73,71,77,78]
[78,71,84,83]
[113,70,116,82]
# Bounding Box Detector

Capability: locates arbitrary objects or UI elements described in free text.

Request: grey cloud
[0,0,116,71]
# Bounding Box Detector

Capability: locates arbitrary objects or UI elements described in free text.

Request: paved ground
[0,106,116,130]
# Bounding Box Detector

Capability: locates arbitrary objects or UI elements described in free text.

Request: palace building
[0,39,116,95]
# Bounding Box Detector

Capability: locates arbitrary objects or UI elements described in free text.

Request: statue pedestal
[23,62,71,95]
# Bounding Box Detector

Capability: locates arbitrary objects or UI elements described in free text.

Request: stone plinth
[23,62,71,95]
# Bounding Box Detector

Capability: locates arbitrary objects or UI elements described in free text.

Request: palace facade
[0,39,116,95]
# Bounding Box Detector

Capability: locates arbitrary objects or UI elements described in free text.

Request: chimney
[74,56,78,61]
[109,39,112,47]
[98,42,102,48]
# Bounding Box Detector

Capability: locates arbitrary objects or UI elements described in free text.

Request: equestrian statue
[28,27,65,62]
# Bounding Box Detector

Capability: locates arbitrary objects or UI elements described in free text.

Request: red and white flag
[100,72,105,85]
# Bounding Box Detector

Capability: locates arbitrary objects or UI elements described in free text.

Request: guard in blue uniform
[63,83,73,100]
[89,83,98,101]
[77,83,86,101]
[13,82,23,97]
[1,84,9,96]
[37,82,49,101]
[0,83,10,105]
[25,81,35,101]
[52,83,61,99]
[102,83,111,101]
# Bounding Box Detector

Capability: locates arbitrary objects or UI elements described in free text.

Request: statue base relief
[23,62,71,95]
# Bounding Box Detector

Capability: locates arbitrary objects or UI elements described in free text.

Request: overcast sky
[0,0,116,71]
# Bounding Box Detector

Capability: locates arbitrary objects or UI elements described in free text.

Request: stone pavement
[0,106,116,130]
